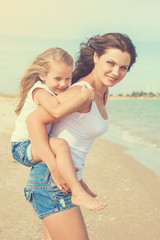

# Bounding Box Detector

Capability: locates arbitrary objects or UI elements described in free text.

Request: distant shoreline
[109,96,160,100]
[0,93,160,100]
[0,93,18,98]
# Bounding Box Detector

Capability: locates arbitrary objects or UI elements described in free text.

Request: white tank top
[50,81,109,180]
[11,81,55,142]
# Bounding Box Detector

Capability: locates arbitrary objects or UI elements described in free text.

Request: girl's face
[94,48,131,88]
[40,61,73,94]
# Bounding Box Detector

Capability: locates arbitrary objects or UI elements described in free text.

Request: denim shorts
[11,140,37,167]
[24,162,75,219]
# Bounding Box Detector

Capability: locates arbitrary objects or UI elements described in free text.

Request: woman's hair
[15,48,73,115]
[72,33,137,83]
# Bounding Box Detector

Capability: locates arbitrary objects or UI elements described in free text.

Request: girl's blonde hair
[15,48,73,115]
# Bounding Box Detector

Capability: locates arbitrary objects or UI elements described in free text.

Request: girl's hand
[50,169,70,194]
[81,85,95,102]
[80,179,97,197]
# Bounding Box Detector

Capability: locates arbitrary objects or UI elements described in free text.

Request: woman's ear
[93,52,98,65]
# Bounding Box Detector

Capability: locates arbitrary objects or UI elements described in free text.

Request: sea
[102,98,160,176]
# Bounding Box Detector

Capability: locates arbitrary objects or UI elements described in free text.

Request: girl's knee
[57,138,69,149]
[49,137,69,150]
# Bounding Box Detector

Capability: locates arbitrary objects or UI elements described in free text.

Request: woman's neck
[83,71,107,97]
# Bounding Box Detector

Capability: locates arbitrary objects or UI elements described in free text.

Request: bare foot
[71,190,107,210]
[85,188,97,198]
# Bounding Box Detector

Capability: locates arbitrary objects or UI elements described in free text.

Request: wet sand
[0,96,160,240]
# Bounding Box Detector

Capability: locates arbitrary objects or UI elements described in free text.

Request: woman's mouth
[107,75,117,82]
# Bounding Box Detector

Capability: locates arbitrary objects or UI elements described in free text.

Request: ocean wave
[108,124,160,149]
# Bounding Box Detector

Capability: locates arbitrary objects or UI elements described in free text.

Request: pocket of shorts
[24,188,37,210]
[53,188,67,200]
[53,190,73,209]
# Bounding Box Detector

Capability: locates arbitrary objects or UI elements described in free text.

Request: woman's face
[94,48,131,87]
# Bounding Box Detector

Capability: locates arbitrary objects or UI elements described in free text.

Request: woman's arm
[104,88,108,105]
[33,85,94,120]
[26,107,56,170]
[26,108,69,193]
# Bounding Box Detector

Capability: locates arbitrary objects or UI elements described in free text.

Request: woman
[25,33,137,240]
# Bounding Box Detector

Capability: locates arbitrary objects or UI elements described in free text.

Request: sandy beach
[0,96,160,240]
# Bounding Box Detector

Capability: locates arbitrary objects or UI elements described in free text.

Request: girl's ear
[39,73,46,81]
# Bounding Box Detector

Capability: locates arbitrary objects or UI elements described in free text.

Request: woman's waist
[27,161,82,183]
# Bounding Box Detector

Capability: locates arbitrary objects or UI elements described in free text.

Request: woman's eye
[107,61,114,66]
[121,66,127,71]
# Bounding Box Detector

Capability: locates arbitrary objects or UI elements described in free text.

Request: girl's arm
[26,110,69,193]
[33,85,94,120]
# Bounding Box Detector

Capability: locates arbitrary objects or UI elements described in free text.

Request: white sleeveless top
[50,81,109,180]
[11,81,55,142]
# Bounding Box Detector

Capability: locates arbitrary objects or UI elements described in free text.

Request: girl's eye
[66,78,72,81]
[54,77,61,80]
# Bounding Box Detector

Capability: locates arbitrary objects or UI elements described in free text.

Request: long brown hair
[72,33,137,83]
[15,48,73,115]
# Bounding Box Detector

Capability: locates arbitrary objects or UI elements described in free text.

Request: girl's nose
[60,80,67,87]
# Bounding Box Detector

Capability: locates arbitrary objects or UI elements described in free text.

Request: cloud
[0,0,91,38]
[1,0,160,94]
[0,0,160,41]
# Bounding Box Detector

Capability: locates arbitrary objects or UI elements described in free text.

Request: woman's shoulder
[71,80,92,89]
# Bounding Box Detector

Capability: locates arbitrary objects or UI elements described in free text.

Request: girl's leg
[49,137,107,210]
[32,137,107,210]
[42,206,89,240]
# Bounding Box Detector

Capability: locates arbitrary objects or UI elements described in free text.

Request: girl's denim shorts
[24,162,75,219]
[11,140,37,167]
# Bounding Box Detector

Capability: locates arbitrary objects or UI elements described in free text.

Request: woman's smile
[106,75,118,83]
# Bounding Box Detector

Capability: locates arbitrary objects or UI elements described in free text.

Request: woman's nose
[112,67,119,76]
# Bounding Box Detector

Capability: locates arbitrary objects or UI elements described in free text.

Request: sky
[0,0,160,95]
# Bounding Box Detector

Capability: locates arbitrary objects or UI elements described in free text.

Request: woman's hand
[50,168,70,194]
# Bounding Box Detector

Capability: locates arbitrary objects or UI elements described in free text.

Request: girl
[11,47,106,210]
[24,33,137,240]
